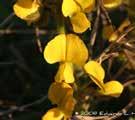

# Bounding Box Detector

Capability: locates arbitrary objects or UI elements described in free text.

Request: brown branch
[0,95,47,116]
[90,0,101,47]
[0,13,14,28]
[0,29,47,35]
[97,25,135,63]
[124,80,135,87]
[35,27,43,53]
[113,62,128,79]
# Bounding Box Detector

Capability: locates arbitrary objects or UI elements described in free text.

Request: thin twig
[0,13,14,28]
[0,95,48,116]
[35,27,43,53]
[90,0,101,47]
[124,80,135,87]
[97,25,135,62]
[100,0,113,28]
[116,26,135,43]
[113,62,128,79]
[0,29,47,35]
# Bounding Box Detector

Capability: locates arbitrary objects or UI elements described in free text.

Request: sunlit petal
[62,0,81,17]
[42,108,64,120]
[103,0,123,9]
[75,0,95,13]
[55,62,75,83]
[44,34,66,64]
[13,0,40,21]
[99,80,124,97]
[84,61,105,89]
[70,12,91,33]
[66,34,88,65]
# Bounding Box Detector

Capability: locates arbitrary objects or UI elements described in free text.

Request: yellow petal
[60,96,76,116]
[108,31,119,42]
[44,34,66,64]
[66,34,88,65]
[64,62,75,83]
[62,0,81,17]
[70,12,90,33]
[42,108,64,120]
[84,61,105,89]
[13,0,40,21]
[48,82,73,105]
[103,0,123,9]
[99,80,124,97]
[55,62,75,83]
[75,0,95,13]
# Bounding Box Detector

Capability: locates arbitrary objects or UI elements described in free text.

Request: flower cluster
[13,0,124,120]
[42,33,124,119]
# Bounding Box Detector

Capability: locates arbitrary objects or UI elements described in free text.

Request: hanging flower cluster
[62,0,95,33]
[13,0,124,120]
[42,82,76,120]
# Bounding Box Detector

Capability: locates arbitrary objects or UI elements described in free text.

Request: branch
[35,27,43,53]
[0,13,14,28]
[0,29,47,35]
[124,79,135,87]
[97,25,135,63]
[90,0,101,47]
[0,95,48,116]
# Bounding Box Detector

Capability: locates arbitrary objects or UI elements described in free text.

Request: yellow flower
[84,60,124,97]
[44,34,88,83]
[84,61,105,89]
[48,82,73,106]
[103,0,123,9]
[99,80,124,97]
[13,0,40,22]
[42,108,65,120]
[70,12,91,33]
[42,82,76,120]
[62,0,95,33]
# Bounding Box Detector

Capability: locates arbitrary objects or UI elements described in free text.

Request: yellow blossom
[103,0,123,9]
[13,0,40,22]
[44,34,88,83]
[42,108,67,120]
[55,62,74,83]
[48,82,73,106]
[84,61,105,89]
[62,0,95,33]
[42,97,76,120]
[99,80,124,97]
[70,12,91,33]
[84,60,124,97]
[42,82,76,120]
